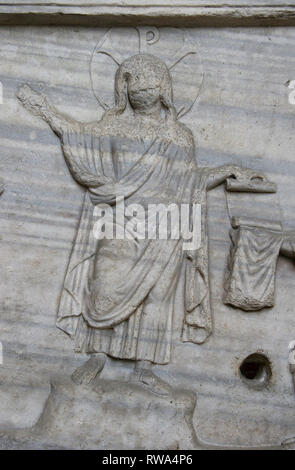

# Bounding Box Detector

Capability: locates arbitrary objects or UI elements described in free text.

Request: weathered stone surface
[0,376,198,450]
[0,2,295,27]
[0,7,295,450]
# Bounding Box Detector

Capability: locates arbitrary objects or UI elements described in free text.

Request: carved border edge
[0,5,295,27]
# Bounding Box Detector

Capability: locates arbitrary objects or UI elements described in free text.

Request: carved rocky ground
[0,377,198,450]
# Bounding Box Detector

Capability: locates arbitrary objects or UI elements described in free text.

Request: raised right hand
[17,84,46,114]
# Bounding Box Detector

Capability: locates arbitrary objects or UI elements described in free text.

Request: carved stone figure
[17,52,271,396]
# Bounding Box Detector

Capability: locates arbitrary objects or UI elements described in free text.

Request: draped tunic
[52,114,212,364]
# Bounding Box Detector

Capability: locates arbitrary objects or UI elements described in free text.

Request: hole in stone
[239,353,271,390]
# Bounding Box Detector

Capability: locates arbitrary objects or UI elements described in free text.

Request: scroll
[226,177,276,193]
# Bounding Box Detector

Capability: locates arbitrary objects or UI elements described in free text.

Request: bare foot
[133,369,172,397]
[71,355,106,385]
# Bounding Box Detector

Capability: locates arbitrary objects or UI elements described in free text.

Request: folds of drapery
[224,217,284,311]
[55,120,213,344]
[56,191,96,335]
[182,168,212,344]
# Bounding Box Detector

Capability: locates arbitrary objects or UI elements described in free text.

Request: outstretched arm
[206,164,268,191]
[17,84,114,189]
[17,84,73,137]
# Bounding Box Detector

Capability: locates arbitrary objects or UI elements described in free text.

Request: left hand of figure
[230,166,267,182]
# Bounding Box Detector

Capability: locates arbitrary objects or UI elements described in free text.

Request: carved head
[104,53,176,121]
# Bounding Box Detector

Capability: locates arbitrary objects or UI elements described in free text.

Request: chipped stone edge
[0,4,295,27]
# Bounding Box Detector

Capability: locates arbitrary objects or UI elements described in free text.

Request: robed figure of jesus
[17,54,265,395]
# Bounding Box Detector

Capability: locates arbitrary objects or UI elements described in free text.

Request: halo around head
[90,27,204,119]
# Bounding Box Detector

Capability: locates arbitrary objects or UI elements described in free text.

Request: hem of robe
[73,343,170,366]
[71,313,172,365]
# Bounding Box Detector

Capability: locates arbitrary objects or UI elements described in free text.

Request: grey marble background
[0,25,295,447]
